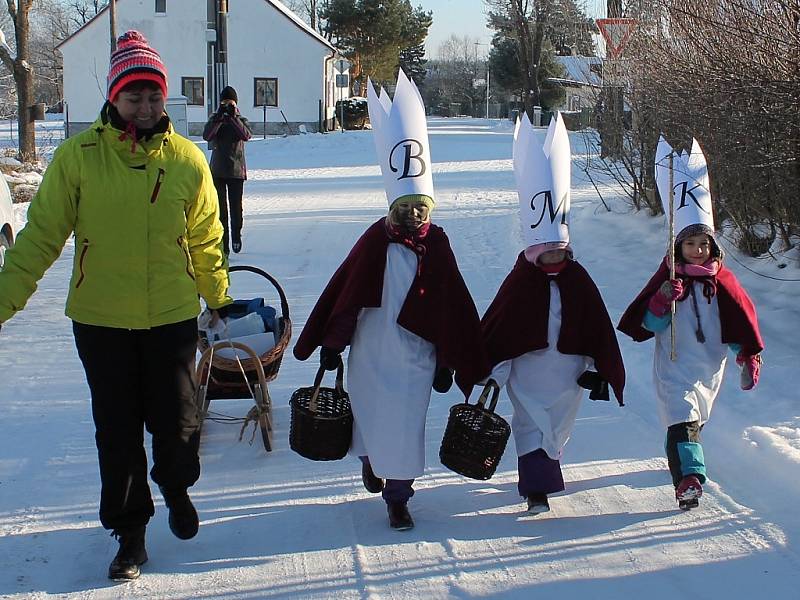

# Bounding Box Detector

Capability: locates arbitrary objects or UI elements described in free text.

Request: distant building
[550,55,602,113]
[57,0,348,136]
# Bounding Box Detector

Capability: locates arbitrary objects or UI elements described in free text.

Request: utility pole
[475,41,490,119]
[109,0,117,53]
[600,0,624,159]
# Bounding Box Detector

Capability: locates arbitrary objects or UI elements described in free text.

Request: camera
[222,103,236,116]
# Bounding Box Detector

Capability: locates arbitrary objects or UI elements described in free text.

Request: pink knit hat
[523,241,573,266]
[107,31,168,101]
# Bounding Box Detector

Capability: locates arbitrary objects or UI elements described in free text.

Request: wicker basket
[198,265,292,398]
[289,361,353,461]
[440,380,510,480]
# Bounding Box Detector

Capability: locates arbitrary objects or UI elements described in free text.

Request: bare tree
[284,0,318,29]
[593,0,800,257]
[485,0,552,117]
[0,0,36,161]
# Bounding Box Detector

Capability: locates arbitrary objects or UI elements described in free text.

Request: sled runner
[195,266,292,452]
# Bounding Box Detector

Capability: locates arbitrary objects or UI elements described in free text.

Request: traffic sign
[596,18,637,59]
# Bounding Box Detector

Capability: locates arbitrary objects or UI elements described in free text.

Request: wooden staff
[668,151,677,361]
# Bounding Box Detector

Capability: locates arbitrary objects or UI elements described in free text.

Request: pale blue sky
[416,0,493,57]
[417,0,605,58]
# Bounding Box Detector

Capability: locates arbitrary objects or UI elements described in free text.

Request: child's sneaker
[675,475,703,509]
[526,494,550,515]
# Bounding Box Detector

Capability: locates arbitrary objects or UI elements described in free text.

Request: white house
[58,0,348,135]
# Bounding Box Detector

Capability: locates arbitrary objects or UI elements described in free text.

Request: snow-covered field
[1,118,798,599]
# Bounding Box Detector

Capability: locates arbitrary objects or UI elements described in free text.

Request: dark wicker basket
[440,380,510,480]
[289,361,353,461]
[198,265,292,398]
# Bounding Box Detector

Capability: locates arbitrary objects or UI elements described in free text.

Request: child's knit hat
[389,194,434,212]
[524,241,574,266]
[674,223,723,262]
[107,31,168,102]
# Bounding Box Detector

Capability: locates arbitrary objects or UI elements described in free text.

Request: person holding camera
[203,86,252,255]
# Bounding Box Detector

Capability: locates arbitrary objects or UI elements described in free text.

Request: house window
[181,77,204,105]
[155,0,166,14]
[254,78,278,107]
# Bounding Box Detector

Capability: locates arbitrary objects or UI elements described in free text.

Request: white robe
[652,281,727,427]
[346,244,436,480]
[490,282,590,460]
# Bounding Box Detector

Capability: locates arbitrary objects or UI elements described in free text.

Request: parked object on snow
[196,265,292,453]
[0,176,13,269]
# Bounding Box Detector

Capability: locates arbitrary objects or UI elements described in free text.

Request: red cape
[617,260,763,356]
[481,254,626,405]
[293,218,490,396]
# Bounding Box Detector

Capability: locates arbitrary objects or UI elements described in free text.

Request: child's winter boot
[676,475,703,510]
[387,502,414,530]
[361,461,384,494]
[526,494,550,515]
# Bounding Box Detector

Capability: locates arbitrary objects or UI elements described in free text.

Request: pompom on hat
[107,31,168,102]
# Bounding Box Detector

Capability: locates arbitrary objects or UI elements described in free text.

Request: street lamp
[474,42,490,119]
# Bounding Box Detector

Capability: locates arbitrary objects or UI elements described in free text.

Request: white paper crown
[655,136,714,235]
[513,112,571,247]
[367,70,435,206]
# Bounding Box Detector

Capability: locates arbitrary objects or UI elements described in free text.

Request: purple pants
[517,449,565,497]
[359,456,414,504]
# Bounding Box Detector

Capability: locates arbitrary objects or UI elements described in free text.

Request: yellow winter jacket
[0,113,232,329]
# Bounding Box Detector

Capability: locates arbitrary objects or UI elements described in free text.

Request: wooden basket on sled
[197,265,292,399]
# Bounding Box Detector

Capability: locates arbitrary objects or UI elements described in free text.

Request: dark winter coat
[293,218,491,396]
[481,254,626,404]
[202,106,252,179]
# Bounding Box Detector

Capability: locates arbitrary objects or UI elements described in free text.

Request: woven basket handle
[476,379,501,412]
[308,358,345,412]
[196,341,270,389]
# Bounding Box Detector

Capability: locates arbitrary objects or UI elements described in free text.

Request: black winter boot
[526,494,550,515]
[108,526,148,580]
[361,462,384,494]
[160,487,199,540]
[387,502,414,530]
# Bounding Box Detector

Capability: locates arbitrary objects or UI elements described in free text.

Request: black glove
[577,370,610,401]
[320,346,342,371]
[432,367,453,393]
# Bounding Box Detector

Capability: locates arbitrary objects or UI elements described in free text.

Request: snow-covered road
[1,118,798,599]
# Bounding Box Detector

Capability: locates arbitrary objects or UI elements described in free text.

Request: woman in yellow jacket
[0,32,232,580]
